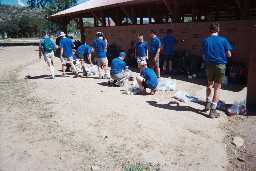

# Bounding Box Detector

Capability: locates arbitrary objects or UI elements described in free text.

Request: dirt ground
[0,46,254,171]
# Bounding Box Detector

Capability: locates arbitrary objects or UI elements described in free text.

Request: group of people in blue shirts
[40,23,233,118]
[109,29,177,94]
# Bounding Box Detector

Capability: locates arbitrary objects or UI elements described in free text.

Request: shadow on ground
[25,74,63,79]
[147,100,209,118]
[163,74,246,92]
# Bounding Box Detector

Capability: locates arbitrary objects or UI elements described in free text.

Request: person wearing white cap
[59,32,79,77]
[136,61,158,95]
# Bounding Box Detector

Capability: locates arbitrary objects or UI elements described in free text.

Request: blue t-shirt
[110,57,126,75]
[93,39,107,58]
[77,43,92,57]
[60,37,74,58]
[202,35,232,64]
[162,35,176,56]
[142,67,158,90]
[150,36,161,56]
[40,36,55,53]
[135,41,148,57]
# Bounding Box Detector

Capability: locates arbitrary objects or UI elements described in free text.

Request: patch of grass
[124,162,160,171]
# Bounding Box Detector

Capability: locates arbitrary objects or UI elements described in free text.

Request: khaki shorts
[207,64,226,83]
[96,57,108,67]
[111,71,127,81]
[43,51,54,63]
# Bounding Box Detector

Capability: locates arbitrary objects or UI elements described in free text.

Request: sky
[0,0,86,7]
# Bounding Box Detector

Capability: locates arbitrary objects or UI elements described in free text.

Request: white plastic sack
[157,79,176,91]
[86,65,99,77]
[174,91,190,102]
[174,91,200,103]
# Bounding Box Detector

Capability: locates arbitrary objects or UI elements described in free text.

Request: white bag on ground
[157,79,176,91]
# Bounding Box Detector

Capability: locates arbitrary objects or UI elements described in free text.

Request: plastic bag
[124,80,140,95]
[157,79,176,91]
[86,65,99,76]
[227,100,247,116]
[174,91,199,103]
[174,91,190,103]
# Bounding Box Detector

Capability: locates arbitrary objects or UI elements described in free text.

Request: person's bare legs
[136,76,145,92]
[205,81,213,111]
[48,57,55,79]
[208,82,221,118]
[61,64,66,76]
[80,60,87,76]
[103,59,109,78]
[44,55,55,79]
[68,60,79,77]
[212,82,221,108]
[60,57,66,76]
[155,67,161,78]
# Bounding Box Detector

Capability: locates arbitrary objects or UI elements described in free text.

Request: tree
[27,0,78,12]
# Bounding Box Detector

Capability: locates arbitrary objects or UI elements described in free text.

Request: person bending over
[59,32,79,77]
[136,61,159,95]
[75,41,93,77]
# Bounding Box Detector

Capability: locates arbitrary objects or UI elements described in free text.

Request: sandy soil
[0,46,252,171]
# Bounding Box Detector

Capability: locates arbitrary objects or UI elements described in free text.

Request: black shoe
[203,101,211,112]
[204,102,212,112]
[209,109,220,119]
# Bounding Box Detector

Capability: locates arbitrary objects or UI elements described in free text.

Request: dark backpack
[42,38,54,52]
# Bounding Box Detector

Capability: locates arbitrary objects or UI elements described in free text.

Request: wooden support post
[162,0,172,15]
[78,18,85,42]
[247,23,256,114]
[91,12,104,25]
[130,8,136,24]
[62,17,69,33]
[172,0,180,23]
[140,17,143,24]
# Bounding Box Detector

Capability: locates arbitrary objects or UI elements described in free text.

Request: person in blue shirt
[160,29,177,75]
[202,23,232,118]
[149,30,161,78]
[110,52,129,87]
[92,32,109,79]
[75,41,93,77]
[59,32,79,77]
[135,33,148,72]
[136,61,158,95]
[39,31,56,79]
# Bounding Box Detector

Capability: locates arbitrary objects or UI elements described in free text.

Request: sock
[50,65,55,78]
[211,102,218,110]
[206,97,211,103]
[71,63,78,74]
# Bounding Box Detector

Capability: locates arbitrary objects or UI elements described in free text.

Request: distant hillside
[0,5,56,38]
[0,5,44,22]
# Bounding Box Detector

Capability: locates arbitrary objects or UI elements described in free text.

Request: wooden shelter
[49,0,256,113]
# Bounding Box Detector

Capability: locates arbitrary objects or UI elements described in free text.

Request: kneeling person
[75,42,93,76]
[136,62,158,95]
[110,52,129,87]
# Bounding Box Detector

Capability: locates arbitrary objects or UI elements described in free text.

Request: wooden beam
[78,18,85,42]
[162,0,172,15]
[91,12,104,24]
[247,23,256,114]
